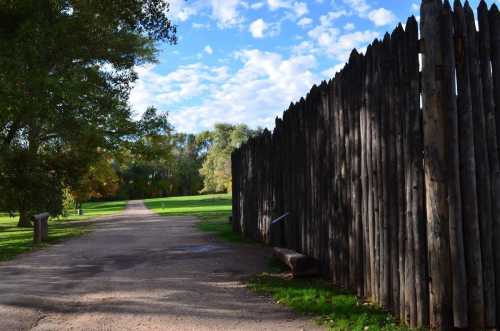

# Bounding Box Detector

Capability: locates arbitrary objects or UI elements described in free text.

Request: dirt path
[0,201,322,331]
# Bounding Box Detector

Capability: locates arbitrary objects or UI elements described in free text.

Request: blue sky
[129,0,497,133]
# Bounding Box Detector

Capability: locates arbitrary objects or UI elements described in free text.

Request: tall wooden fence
[232,0,500,329]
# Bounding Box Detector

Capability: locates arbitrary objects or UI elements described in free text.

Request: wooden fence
[231,0,500,329]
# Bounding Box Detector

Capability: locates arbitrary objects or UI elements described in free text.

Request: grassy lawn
[249,261,414,331]
[144,194,242,242]
[56,200,128,222]
[0,200,127,262]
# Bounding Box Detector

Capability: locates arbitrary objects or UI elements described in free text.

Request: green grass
[248,263,414,331]
[56,200,128,222]
[144,194,243,242]
[0,200,127,261]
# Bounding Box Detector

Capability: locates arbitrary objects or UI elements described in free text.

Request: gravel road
[0,201,322,331]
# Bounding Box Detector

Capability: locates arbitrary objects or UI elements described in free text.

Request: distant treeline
[79,121,258,203]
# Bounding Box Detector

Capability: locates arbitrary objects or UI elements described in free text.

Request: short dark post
[32,213,50,244]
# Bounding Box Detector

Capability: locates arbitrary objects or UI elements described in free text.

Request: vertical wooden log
[380,34,391,310]
[479,2,500,327]
[440,2,469,328]
[360,56,367,296]
[464,3,497,327]
[397,20,409,324]
[420,0,452,328]
[365,45,376,301]
[453,2,486,327]
[488,5,500,325]
[391,25,404,318]
[492,5,500,159]
[334,76,342,286]
[406,16,420,327]
[372,41,382,304]
[355,54,364,296]
[388,29,401,313]
[360,53,370,297]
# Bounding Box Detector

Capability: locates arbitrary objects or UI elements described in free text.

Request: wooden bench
[32,213,50,244]
[273,247,319,277]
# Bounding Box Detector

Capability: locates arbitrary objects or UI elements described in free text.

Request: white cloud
[204,45,214,55]
[250,2,265,9]
[292,40,318,57]
[192,22,211,29]
[368,8,397,27]
[307,11,378,62]
[297,17,313,27]
[168,0,199,22]
[267,0,308,18]
[344,22,355,31]
[166,0,244,28]
[209,0,243,27]
[249,19,268,38]
[130,51,318,132]
[129,63,230,118]
[342,0,371,15]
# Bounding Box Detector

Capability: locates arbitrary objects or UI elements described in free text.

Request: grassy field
[56,200,128,222]
[249,261,413,331]
[0,200,127,261]
[144,194,242,242]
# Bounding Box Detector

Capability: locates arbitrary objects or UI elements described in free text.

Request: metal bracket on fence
[271,212,290,225]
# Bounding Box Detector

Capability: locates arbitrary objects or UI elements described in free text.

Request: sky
[129,0,497,133]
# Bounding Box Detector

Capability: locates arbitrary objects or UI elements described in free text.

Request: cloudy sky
[129,0,493,133]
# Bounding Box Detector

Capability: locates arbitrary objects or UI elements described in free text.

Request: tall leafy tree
[0,1,176,226]
[199,124,257,193]
[171,133,204,195]
[117,107,175,199]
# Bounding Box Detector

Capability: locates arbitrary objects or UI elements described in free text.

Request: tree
[71,155,120,207]
[199,124,256,193]
[116,107,176,199]
[170,133,204,195]
[0,1,176,226]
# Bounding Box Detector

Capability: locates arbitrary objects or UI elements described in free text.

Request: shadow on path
[0,201,321,331]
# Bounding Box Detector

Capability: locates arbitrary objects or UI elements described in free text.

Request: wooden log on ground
[273,247,320,277]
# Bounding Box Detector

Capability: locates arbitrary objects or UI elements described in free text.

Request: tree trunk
[17,209,32,228]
